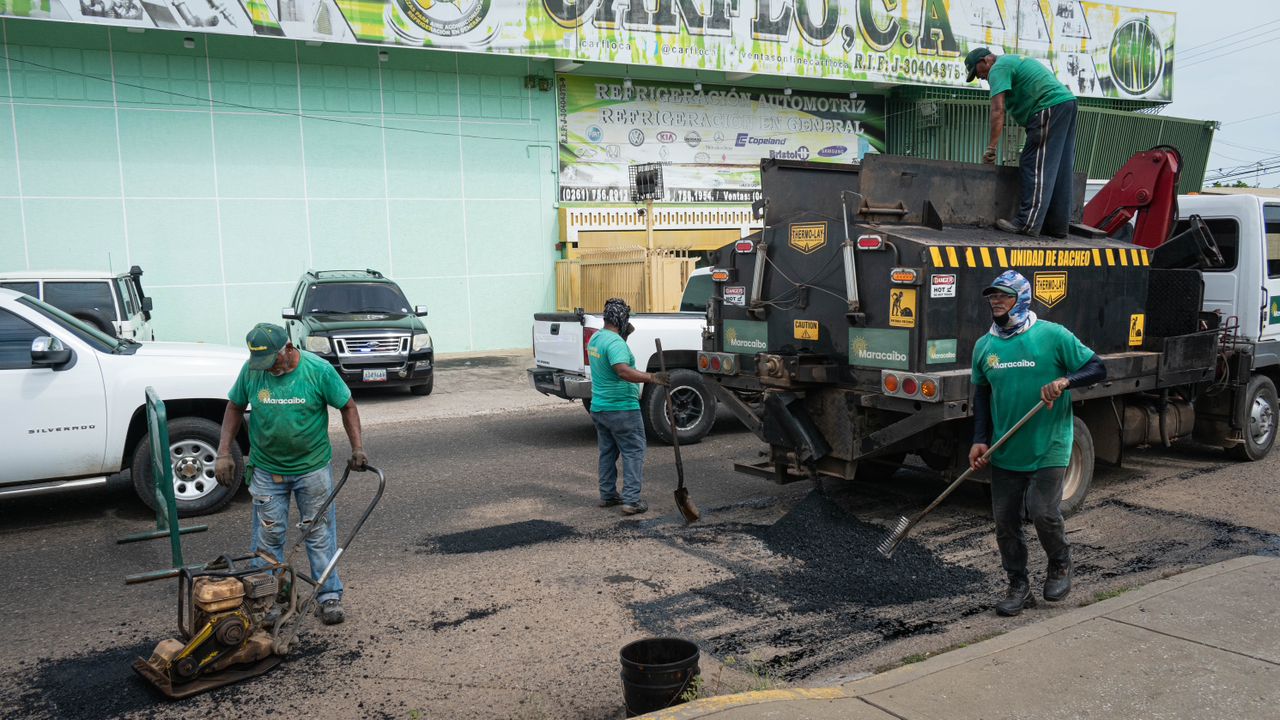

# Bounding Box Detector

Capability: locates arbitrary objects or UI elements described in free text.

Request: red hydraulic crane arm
[1082,146,1183,249]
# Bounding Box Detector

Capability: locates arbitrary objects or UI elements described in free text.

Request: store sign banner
[4,0,1175,101]
[557,75,885,204]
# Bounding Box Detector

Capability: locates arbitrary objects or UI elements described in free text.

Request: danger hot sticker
[930,274,956,298]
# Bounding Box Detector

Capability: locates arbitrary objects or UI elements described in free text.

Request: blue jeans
[592,409,645,506]
[250,465,343,603]
[1014,100,1078,237]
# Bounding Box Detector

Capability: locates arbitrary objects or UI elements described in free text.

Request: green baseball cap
[245,323,288,370]
[965,47,993,82]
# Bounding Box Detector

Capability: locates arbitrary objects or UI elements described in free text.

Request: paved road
[2,363,1277,719]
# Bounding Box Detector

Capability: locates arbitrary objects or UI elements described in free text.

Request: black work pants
[991,465,1071,584]
[1014,100,1078,237]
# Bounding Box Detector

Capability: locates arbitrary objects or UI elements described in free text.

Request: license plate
[362,369,387,382]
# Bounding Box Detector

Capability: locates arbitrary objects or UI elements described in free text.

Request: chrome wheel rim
[668,385,705,433]
[1248,393,1275,447]
[170,438,220,501]
[1063,438,1086,503]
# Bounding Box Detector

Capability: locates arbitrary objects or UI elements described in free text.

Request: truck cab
[0,266,155,341]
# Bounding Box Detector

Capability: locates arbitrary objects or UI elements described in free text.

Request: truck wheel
[1060,416,1095,518]
[132,417,242,517]
[1227,374,1277,461]
[409,372,434,396]
[642,369,717,445]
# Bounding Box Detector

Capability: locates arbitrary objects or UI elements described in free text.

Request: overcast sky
[1158,0,1280,186]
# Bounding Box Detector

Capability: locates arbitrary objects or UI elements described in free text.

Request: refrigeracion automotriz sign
[3,1,1174,101]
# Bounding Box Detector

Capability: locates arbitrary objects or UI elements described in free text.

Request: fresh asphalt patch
[420,519,580,554]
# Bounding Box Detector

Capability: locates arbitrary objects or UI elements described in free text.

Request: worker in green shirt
[965,47,1078,239]
[588,299,669,516]
[970,271,1105,617]
[214,322,367,626]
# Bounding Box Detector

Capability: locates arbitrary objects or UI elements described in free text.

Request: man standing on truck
[588,298,668,515]
[969,271,1105,616]
[965,47,1077,239]
[214,322,368,625]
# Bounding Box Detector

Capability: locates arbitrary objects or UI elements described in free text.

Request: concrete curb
[634,555,1275,719]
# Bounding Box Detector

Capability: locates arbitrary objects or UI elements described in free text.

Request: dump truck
[697,152,1278,514]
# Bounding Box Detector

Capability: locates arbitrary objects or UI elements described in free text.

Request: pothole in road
[419,519,580,554]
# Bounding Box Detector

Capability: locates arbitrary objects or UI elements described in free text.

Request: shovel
[877,400,1044,558]
[656,339,700,523]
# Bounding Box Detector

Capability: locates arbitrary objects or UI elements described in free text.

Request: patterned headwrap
[986,270,1037,339]
[602,298,631,330]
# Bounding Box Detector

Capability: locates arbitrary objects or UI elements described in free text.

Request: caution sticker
[723,285,746,306]
[1129,314,1145,346]
[930,273,956,298]
[889,288,917,328]
[794,320,820,341]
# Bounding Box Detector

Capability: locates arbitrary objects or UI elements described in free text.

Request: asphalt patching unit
[420,519,580,555]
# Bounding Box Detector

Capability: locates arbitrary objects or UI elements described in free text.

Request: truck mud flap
[761,392,831,466]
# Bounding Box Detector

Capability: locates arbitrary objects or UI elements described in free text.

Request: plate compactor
[133,465,385,699]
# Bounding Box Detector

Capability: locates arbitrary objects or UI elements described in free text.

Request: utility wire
[1174,18,1280,56]
[1178,35,1280,70]
[1175,19,1280,61]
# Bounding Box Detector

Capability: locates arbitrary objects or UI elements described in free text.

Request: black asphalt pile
[752,490,985,610]
[8,641,163,720]
[420,519,579,555]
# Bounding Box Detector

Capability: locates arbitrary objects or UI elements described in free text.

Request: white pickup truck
[528,268,741,444]
[0,288,249,516]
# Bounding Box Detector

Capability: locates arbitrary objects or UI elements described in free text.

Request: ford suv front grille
[335,335,409,356]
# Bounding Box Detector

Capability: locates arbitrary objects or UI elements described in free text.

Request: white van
[0,266,156,341]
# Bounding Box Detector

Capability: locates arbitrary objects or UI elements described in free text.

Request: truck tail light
[883,374,899,393]
[582,326,597,365]
[902,377,918,396]
[710,269,732,282]
[710,356,722,371]
[722,356,735,373]
[698,353,709,370]
[856,234,884,250]
[698,351,738,376]
[920,379,938,399]
[881,371,942,402]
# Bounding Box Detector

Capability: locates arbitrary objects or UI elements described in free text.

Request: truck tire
[1227,374,1277,461]
[642,369,717,445]
[409,372,434,396]
[132,417,243,517]
[1060,416,1095,518]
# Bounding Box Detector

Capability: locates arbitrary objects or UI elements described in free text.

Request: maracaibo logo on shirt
[987,354,1036,370]
[257,388,307,405]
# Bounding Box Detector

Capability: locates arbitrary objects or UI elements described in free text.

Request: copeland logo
[769,146,810,160]
[818,145,847,157]
[586,125,603,142]
[628,129,645,146]
[657,131,677,144]
[684,131,701,147]
[735,133,786,147]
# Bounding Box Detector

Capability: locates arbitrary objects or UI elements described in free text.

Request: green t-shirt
[228,351,352,475]
[587,329,641,411]
[971,321,1095,472]
[987,55,1075,126]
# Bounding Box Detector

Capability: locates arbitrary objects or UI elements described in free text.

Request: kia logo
[657,131,677,144]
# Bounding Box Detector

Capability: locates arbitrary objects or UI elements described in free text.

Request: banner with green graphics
[4,1,1175,101]
[558,75,885,204]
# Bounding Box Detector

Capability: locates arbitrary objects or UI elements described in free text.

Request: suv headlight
[304,336,332,354]
[412,333,432,351]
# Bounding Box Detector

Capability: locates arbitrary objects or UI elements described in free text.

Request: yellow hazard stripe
[980,247,993,268]
[965,247,976,268]
[946,246,959,267]
[997,247,1008,267]
[1105,249,1115,266]
[1092,249,1102,266]
[930,246,943,267]
[927,245,1147,269]
[1119,249,1129,266]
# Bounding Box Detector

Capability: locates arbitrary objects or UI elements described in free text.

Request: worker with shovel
[214,322,368,625]
[969,271,1104,616]
[588,298,669,516]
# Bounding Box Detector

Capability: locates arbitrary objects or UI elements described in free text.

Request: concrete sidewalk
[639,555,1280,719]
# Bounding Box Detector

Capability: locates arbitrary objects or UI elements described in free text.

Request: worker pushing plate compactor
[133,465,384,699]
[699,150,1228,507]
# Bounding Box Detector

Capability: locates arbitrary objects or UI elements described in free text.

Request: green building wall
[0,19,560,352]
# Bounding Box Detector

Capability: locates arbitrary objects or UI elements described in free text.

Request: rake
[877,400,1045,559]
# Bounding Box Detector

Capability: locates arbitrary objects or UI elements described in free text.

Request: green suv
[282,269,434,395]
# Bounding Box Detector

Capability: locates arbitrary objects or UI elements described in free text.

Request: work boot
[1044,560,1073,602]
[621,500,648,516]
[318,599,345,625]
[995,579,1036,617]
[994,218,1038,237]
[598,496,623,508]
